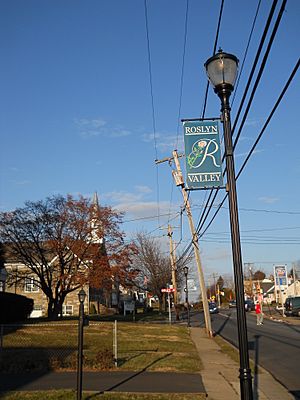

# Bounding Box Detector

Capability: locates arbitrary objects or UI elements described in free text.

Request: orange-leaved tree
[0,194,136,319]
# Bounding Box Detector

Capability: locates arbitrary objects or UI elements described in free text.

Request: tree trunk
[47,296,64,320]
[47,300,56,319]
[158,294,164,312]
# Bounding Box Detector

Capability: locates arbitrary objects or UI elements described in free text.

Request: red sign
[161,288,175,293]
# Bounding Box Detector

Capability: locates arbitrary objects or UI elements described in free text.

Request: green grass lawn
[0,390,207,400]
[0,322,202,373]
[214,334,260,375]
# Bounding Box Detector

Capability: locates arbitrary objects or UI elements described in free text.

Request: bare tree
[0,194,136,319]
[133,232,172,310]
[0,242,5,270]
[222,273,235,290]
[289,261,300,280]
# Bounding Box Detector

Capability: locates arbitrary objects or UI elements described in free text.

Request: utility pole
[244,262,254,299]
[167,224,178,304]
[212,272,217,300]
[156,150,212,337]
[217,284,221,308]
[292,263,297,296]
[212,273,221,308]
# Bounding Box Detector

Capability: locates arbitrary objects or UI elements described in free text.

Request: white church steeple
[90,192,103,244]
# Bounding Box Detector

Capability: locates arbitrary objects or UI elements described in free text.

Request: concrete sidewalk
[190,327,294,400]
[0,370,206,395]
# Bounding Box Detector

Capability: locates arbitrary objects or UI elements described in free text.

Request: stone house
[4,256,90,318]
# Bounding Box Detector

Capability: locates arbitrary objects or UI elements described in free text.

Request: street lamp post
[77,288,86,400]
[204,50,253,400]
[183,266,190,327]
[0,267,7,292]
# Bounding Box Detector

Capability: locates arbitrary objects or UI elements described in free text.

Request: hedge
[0,292,33,323]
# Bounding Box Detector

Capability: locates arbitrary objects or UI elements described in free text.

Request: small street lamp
[204,50,253,400]
[77,288,86,400]
[183,266,190,327]
[0,268,7,292]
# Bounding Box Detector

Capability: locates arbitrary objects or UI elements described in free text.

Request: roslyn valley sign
[183,119,223,190]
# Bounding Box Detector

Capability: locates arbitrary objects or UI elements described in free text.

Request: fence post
[113,320,118,367]
[0,324,3,351]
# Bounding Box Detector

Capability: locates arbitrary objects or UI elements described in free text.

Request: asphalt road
[189,309,300,398]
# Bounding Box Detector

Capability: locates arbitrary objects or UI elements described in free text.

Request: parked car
[229,300,236,308]
[284,296,300,317]
[209,302,219,314]
[245,299,255,312]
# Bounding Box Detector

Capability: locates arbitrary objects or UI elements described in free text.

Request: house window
[24,277,39,293]
[62,305,73,316]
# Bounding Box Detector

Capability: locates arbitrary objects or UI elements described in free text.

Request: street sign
[274,265,288,286]
[161,288,175,293]
[274,265,288,304]
[183,119,223,189]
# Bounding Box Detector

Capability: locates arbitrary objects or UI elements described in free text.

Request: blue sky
[1,0,300,286]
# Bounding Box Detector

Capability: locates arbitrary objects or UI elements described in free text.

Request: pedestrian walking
[255,301,263,325]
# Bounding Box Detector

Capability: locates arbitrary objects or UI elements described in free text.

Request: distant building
[259,279,300,305]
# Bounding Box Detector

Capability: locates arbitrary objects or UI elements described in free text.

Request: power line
[202,239,300,245]
[175,0,189,150]
[234,226,300,233]
[168,0,190,226]
[236,56,300,179]
[144,0,160,226]
[245,260,297,265]
[178,56,299,263]
[195,0,288,239]
[201,0,225,118]
[208,235,300,241]
[123,211,180,224]
[231,0,262,106]
[191,204,300,216]
[231,0,278,126]
[233,0,287,150]
[191,201,300,250]
[206,226,300,234]
[198,57,300,238]
[193,1,278,249]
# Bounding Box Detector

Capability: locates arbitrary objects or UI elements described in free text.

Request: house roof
[261,282,274,294]
[3,243,56,264]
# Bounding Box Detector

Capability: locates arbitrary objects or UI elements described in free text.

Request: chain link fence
[0,322,114,373]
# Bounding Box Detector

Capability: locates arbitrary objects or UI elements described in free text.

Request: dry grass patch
[1,322,201,373]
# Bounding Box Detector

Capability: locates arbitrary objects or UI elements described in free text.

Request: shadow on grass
[0,346,77,394]
[117,348,159,366]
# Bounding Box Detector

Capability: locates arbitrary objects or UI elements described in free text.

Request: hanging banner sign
[183,119,223,189]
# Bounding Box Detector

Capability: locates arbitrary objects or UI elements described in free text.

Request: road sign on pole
[161,288,175,293]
